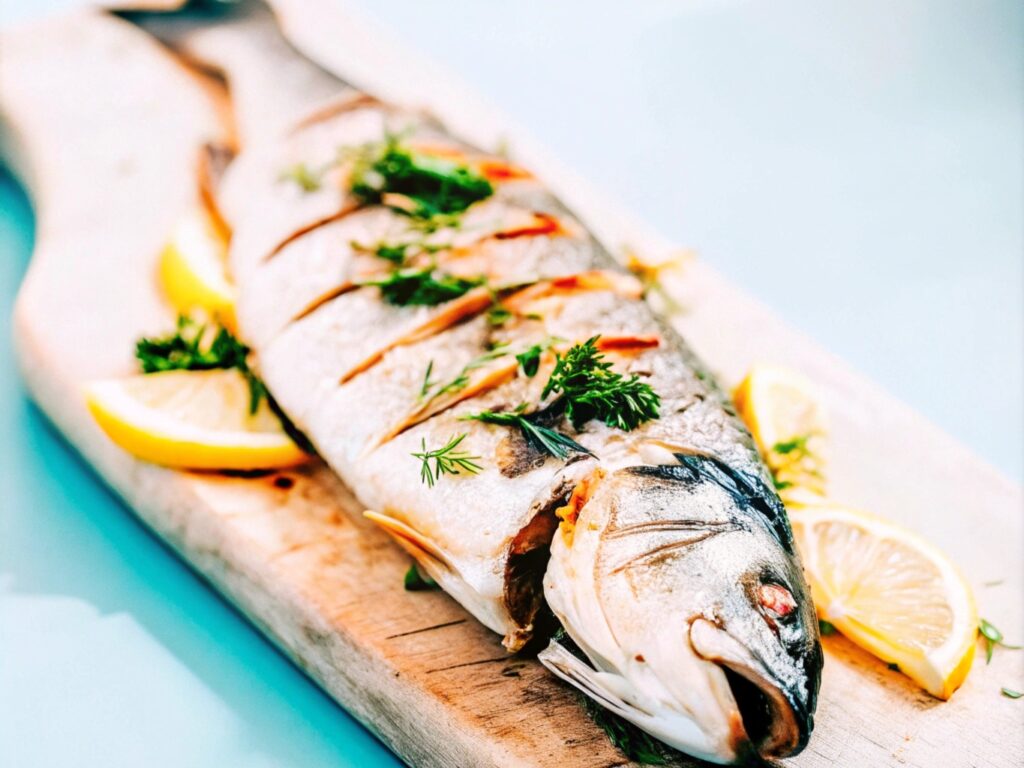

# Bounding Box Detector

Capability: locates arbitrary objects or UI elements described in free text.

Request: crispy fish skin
[228,94,821,762]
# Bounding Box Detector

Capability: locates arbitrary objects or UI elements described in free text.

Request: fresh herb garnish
[352,239,447,266]
[486,304,513,327]
[419,361,436,399]
[403,563,438,591]
[541,336,660,431]
[350,139,493,220]
[412,433,483,487]
[135,315,265,413]
[279,162,323,192]
[515,344,544,377]
[420,345,511,404]
[462,406,590,460]
[818,619,837,636]
[359,266,484,306]
[979,618,1022,664]
[1002,687,1023,699]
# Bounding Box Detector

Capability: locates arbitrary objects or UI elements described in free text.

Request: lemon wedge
[159,207,236,329]
[86,369,305,470]
[733,364,827,503]
[790,503,977,699]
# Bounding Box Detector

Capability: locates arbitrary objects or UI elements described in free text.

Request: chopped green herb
[486,304,512,326]
[359,266,484,306]
[352,239,447,266]
[773,477,794,491]
[462,406,590,460]
[773,435,811,455]
[279,162,323,192]
[818,619,837,636]
[1002,687,1022,699]
[135,315,264,413]
[350,139,493,220]
[403,564,438,591]
[412,433,483,488]
[515,344,544,377]
[579,694,667,765]
[541,336,660,431]
[980,618,1022,664]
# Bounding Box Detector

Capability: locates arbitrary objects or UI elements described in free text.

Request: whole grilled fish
[224,94,822,763]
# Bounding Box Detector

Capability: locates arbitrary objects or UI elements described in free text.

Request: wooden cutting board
[2,5,1020,767]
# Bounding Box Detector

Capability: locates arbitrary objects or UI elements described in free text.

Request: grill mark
[288,92,383,133]
[263,201,360,263]
[337,286,493,384]
[291,282,358,323]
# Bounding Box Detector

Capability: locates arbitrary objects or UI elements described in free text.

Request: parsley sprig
[135,315,265,413]
[412,433,483,487]
[462,406,590,460]
[358,266,484,306]
[542,336,660,431]
[350,139,493,220]
[404,563,439,591]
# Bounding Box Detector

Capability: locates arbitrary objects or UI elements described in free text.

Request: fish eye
[757,582,797,621]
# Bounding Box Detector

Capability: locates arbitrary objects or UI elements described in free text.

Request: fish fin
[539,639,655,720]
[363,510,452,570]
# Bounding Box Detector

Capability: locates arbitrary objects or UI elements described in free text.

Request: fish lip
[689,618,810,759]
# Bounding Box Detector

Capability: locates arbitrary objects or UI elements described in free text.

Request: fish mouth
[690,618,808,760]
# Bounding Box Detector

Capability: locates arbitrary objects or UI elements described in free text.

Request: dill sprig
[350,138,493,220]
[412,433,483,487]
[541,336,660,431]
[135,315,265,413]
[461,406,590,460]
[279,162,324,192]
[358,266,484,306]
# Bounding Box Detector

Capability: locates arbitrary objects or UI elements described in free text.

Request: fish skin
[225,89,822,761]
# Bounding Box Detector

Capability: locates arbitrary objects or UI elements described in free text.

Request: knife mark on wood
[386,618,467,640]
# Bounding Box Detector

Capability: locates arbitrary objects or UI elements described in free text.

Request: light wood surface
[3,6,1021,768]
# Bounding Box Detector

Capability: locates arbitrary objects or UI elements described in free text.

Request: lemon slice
[159,207,236,329]
[86,369,305,470]
[790,503,977,699]
[733,364,827,501]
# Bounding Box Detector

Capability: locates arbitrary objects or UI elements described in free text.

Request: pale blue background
[1,1,1021,766]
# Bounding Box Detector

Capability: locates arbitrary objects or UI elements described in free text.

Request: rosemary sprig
[412,434,483,488]
[461,406,590,460]
[541,336,660,431]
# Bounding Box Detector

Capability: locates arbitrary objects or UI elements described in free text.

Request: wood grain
[3,6,1021,768]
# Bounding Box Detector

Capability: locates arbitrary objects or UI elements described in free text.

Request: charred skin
[225,94,822,762]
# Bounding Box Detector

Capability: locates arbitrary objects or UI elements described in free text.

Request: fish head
[541,456,822,764]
